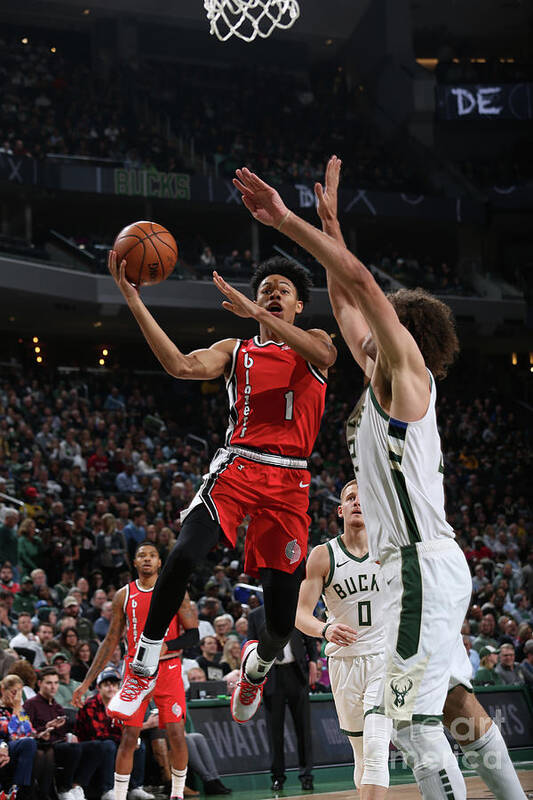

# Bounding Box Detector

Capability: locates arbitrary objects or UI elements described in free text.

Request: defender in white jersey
[234,157,527,799]
[296,480,392,798]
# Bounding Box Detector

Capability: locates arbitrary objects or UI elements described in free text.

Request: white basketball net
[204,0,300,42]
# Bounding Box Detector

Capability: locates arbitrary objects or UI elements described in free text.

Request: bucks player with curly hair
[234,157,526,800]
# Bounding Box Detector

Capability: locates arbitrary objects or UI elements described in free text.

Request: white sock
[461,722,527,799]
[114,772,130,800]
[348,735,364,788]
[244,644,274,682]
[171,766,187,799]
[133,633,163,674]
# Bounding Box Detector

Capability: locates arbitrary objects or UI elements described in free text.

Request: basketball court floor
[148,765,533,798]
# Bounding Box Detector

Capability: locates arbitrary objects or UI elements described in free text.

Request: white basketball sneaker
[231,640,267,724]
[107,662,157,720]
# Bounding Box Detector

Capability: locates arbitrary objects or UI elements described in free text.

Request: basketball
[113,221,178,287]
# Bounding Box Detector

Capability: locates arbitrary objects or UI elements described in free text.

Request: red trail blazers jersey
[225,336,326,458]
[123,580,179,659]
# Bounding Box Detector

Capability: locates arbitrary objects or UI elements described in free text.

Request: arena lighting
[82,8,90,14]
[99,358,105,366]
[32,336,39,343]
[511,352,518,366]
[36,356,43,363]
[34,346,41,354]
[93,321,102,328]
[50,47,56,53]
[207,326,215,333]
[21,37,28,45]
[530,353,533,365]
[102,348,109,356]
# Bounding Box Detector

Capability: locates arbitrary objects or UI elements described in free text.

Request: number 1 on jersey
[284,390,294,421]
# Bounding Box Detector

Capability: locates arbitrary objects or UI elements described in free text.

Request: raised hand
[233,168,290,228]
[213,271,261,319]
[315,155,342,226]
[108,249,139,303]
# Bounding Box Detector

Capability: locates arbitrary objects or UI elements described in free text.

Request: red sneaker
[230,640,267,724]
[107,664,157,720]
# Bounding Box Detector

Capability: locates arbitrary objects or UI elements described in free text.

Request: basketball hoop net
[204,0,300,42]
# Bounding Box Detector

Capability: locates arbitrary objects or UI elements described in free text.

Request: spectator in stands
[0,674,38,800]
[9,613,39,660]
[58,628,80,662]
[23,667,84,800]
[86,589,108,623]
[196,636,227,681]
[122,508,147,562]
[53,568,76,607]
[60,597,94,642]
[0,513,20,578]
[234,617,248,645]
[42,640,62,665]
[75,667,153,800]
[473,646,500,686]
[52,653,83,710]
[70,642,92,684]
[219,638,241,674]
[494,643,525,686]
[472,615,499,653]
[521,640,533,687]
[0,564,19,596]
[516,623,533,662]
[463,634,480,678]
[96,514,129,579]
[16,521,41,577]
[9,661,38,703]
[115,464,141,496]
[94,601,113,641]
[213,615,233,653]
[12,576,38,616]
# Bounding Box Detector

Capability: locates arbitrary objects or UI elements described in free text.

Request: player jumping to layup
[296,479,392,799]
[72,541,198,800]
[107,250,336,723]
[233,159,526,799]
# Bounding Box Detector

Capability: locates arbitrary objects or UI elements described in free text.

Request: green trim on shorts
[396,545,422,661]
[439,768,456,799]
[341,728,363,737]
[412,714,443,725]
[324,542,335,588]
[364,705,385,718]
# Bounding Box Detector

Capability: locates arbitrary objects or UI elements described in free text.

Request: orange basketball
[113,221,177,286]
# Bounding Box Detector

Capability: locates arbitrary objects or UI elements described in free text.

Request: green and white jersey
[346,371,454,563]
[322,535,385,658]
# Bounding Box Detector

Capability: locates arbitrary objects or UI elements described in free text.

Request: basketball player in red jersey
[106,250,336,723]
[72,542,199,800]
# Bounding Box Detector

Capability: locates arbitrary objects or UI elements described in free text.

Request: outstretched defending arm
[108,250,234,380]
[315,156,373,377]
[234,168,428,418]
[296,545,358,647]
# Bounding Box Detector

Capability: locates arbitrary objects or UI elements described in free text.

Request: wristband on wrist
[321,622,331,639]
[277,210,291,231]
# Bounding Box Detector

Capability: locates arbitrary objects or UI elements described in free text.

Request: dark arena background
[0,1,532,798]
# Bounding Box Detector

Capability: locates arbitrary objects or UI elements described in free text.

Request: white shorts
[329,652,386,736]
[379,538,473,722]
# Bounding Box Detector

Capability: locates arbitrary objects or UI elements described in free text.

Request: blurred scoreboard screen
[436,83,533,120]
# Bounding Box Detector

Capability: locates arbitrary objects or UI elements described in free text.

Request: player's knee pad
[361,713,392,787]
[392,721,455,782]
